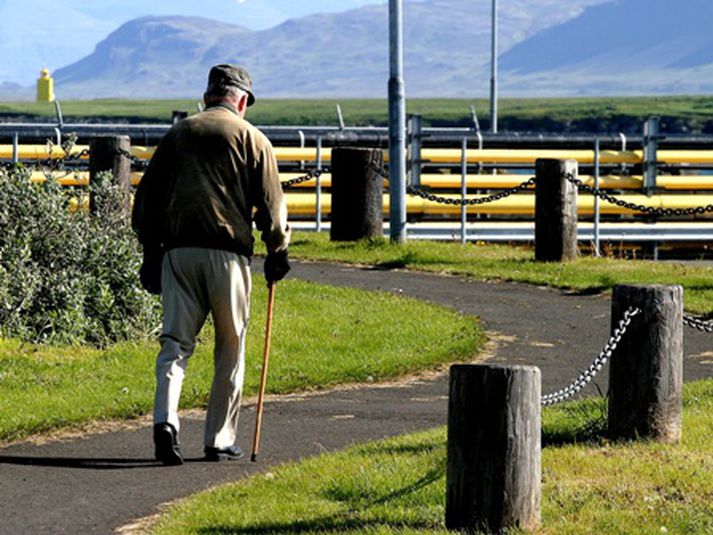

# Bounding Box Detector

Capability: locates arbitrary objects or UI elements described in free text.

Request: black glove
[264,250,291,284]
[139,245,164,295]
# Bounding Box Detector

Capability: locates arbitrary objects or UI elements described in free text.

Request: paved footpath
[1,261,711,534]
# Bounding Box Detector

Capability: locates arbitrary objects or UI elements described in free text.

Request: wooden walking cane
[251,280,276,462]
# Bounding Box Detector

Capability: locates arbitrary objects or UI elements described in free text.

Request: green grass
[0,277,482,442]
[2,96,713,129]
[150,379,713,535]
[277,233,713,314]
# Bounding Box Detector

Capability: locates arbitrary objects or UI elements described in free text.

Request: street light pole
[388,0,407,243]
[490,0,498,133]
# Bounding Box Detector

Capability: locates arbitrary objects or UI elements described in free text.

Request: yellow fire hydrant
[37,68,55,102]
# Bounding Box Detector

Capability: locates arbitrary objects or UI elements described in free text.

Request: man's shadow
[0,455,207,469]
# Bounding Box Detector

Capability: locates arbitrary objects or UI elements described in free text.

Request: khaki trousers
[154,247,251,449]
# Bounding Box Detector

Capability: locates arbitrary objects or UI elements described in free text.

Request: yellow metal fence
[5,144,713,218]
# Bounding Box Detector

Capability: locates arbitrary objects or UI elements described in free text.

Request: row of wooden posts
[318,149,684,532]
[88,137,571,254]
[91,138,683,532]
[87,137,385,240]
[447,283,683,532]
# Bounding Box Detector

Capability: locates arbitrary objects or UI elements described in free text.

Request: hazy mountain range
[0,0,385,87]
[500,0,713,96]
[4,0,713,99]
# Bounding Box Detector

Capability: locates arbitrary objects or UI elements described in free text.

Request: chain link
[17,147,92,177]
[280,167,330,189]
[371,162,537,206]
[370,162,390,180]
[541,306,640,406]
[408,177,536,206]
[373,164,713,215]
[115,147,149,170]
[564,172,713,217]
[683,314,713,333]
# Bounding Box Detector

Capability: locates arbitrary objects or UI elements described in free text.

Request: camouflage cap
[206,64,255,106]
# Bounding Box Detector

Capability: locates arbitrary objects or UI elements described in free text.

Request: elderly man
[132,64,291,465]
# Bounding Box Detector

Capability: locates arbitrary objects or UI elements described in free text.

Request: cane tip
[250,453,257,462]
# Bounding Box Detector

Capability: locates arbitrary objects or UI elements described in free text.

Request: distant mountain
[55,16,251,97]
[52,0,606,99]
[0,0,388,87]
[499,0,713,95]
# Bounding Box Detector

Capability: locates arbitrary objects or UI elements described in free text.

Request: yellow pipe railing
[28,171,144,186]
[283,193,713,217]
[63,192,713,217]
[0,145,151,160]
[5,144,713,165]
[27,170,713,191]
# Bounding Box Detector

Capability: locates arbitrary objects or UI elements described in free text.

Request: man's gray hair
[204,83,246,100]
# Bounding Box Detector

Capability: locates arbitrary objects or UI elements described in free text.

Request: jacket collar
[204,102,239,116]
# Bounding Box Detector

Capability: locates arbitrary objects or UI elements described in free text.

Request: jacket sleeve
[131,132,175,248]
[251,136,291,254]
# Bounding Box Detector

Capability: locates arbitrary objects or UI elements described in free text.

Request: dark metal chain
[281,167,330,189]
[564,172,713,217]
[407,177,536,206]
[59,148,90,165]
[541,307,640,406]
[27,147,91,174]
[2,147,90,178]
[371,162,537,206]
[683,314,713,333]
[371,162,390,180]
[115,147,149,170]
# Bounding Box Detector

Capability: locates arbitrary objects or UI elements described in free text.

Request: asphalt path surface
[1,260,711,534]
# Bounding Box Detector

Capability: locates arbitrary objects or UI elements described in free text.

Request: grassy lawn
[2,96,713,129]
[0,277,482,442]
[151,379,713,535]
[275,233,713,315]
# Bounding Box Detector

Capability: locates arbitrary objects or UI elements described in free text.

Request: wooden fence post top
[90,134,130,139]
[332,146,383,155]
[450,363,540,374]
[612,283,684,295]
[612,284,684,313]
[535,157,578,166]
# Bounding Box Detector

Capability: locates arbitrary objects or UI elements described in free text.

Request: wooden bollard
[446,364,541,533]
[535,158,578,261]
[330,147,383,241]
[608,284,683,442]
[171,110,188,124]
[89,135,131,214]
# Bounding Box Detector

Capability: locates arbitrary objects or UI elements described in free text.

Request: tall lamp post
[490,0,498,133]
[388,0,407,243]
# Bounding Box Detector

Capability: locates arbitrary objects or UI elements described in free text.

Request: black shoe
[154,423,184,466]
[204,445,245,462]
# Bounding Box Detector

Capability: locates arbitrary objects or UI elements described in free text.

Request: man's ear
[237,92,249,115]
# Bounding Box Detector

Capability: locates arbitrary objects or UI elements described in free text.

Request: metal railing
[5,130,713,244]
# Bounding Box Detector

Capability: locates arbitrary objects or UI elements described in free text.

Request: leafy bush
[0,163,160,346]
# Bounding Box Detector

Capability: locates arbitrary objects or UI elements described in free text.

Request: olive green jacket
[132,104,290,258]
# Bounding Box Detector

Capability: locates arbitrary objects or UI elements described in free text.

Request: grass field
[2,96,713,130]
[0,277,482,443]
[151,379,713,535]
[266,233,713,315]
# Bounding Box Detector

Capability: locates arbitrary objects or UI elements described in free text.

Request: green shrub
[0,164,160,346]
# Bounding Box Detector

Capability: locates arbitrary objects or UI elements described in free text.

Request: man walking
[132,64,291,465]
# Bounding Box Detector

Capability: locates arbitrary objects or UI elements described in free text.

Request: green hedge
[0,164,159,346]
